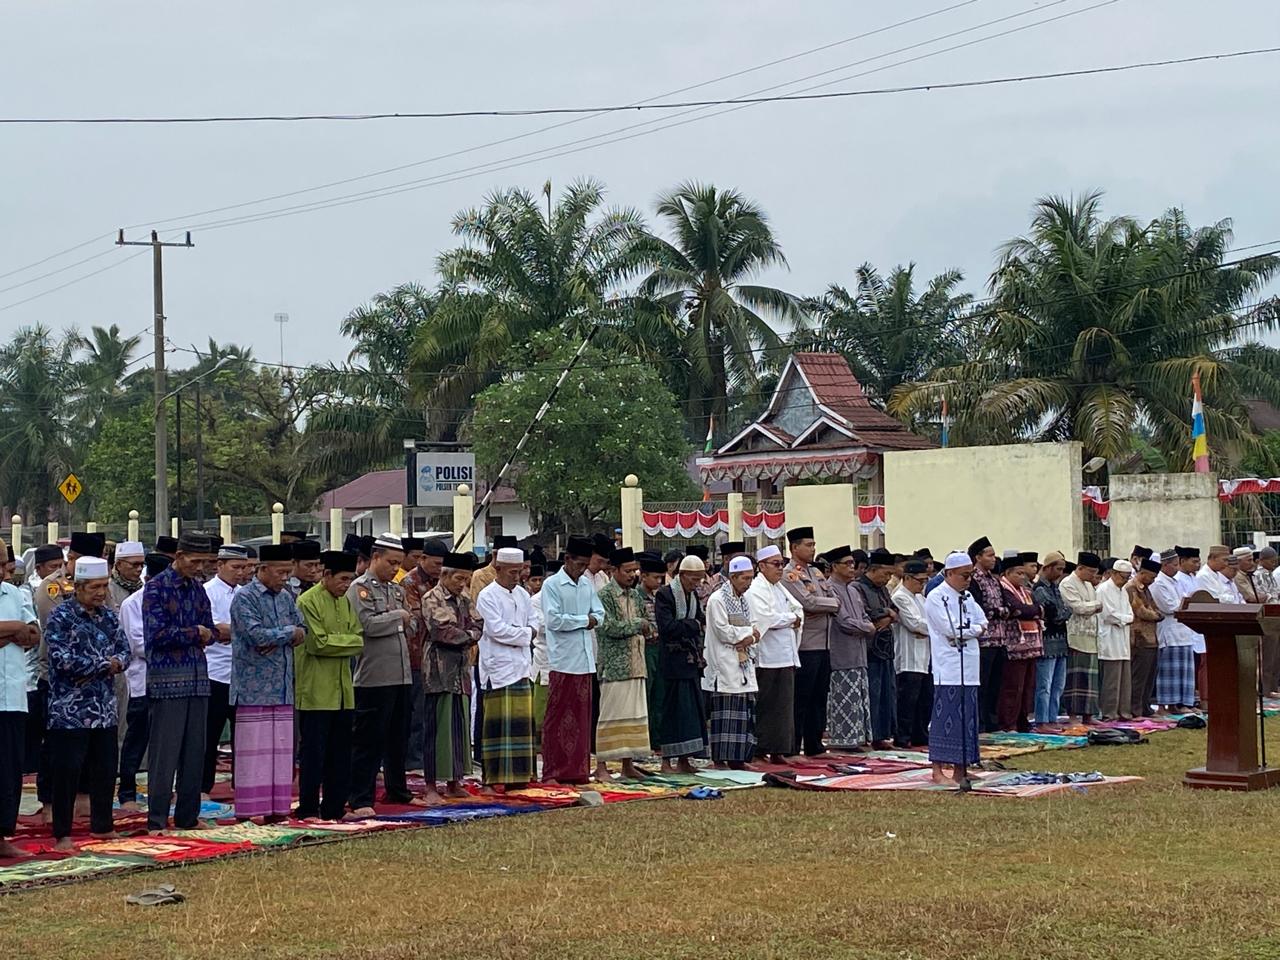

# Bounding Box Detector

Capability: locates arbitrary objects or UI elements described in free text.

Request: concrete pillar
[47,521,59,544]
[170,518,179,538]
[621,474,644,549]
[9,516,21,554]
[329,508,343,549]
[388,503,404,538]
[1108,473,1221,558]
[220,514,233,544]
[726,491,743,544]
[452,485,474,553]
[271,502,284,544]
[127,510,140,542]
[86,521,98,534]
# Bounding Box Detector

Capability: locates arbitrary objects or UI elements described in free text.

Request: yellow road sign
[58,473,83,504]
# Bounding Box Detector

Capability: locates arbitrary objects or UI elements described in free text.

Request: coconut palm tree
[638,182,807,440]
[0,325,78,518]
[889,191,1280,466]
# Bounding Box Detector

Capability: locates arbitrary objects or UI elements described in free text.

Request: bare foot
[39,805,52,825]
[445,782,470,799]
[478,785,497,797]
[713,761,730,770]
[418,789,443,806]
[89,830,120,840]
[931,764,950,785]
[592,763,611,782]
[348,807,376,818]
[0,839,30,858]
[620,761,645,781]
[676,758,697,774]
[659,761,674,774]
[53,838,76,853]
[119,800,142,812]
[769,754,789,765]
[74,794,90,819]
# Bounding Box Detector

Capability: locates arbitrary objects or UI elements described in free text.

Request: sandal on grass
[126,884,185,907]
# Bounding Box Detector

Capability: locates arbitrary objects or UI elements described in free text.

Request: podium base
[1183,766,1280,791]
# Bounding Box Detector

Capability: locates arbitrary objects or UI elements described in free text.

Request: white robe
[746,576,802,669]
[924,583,987,687]
[1096,579,1134,661]
[891,584,930,675]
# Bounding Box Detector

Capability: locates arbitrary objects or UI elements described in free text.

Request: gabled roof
[317,469,518,511]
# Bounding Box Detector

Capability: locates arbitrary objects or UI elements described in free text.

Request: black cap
[342,533,362,554]
[639,555,666,574]
[422,539,449,558]
[867,548,895,568]
[591,534,613,558]
[34,544,63,566]
[688,545,709,561]
[914,547,934,560]
[1131,545,1153,560]
[143,553,172,578]
[1017,551,1038,566]
[292,539,322,561]
[528,564,545,577]
[177,531,217,554]
[358,536,376,560]
[565,535,594,558]
[68,531,105,558]
[903,559,929,575]
[1140,557,1162,574]
[1064,561,1077,575]
[967,536,992,559]
[786,526,814,544]
[1175,545,1200,559]
[259,544,293,562]
[320,550,357,574]
[719,541,746,557]
[155,535,178,554]
[401,537,424,553]
[281,530,308,541]
[662,550,683,566]
[443,551,478,571]
[530,545,547,564]
[610,547,635,566]
[493,535,518,550]
[822,545,854,563]
[1076,551,1102,569]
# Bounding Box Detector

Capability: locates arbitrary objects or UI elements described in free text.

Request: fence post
[727,491,743,544]
[220,514,233,544]
[127,510,140,542]
[170,517,179,539]
[271,502,284,544]
[86,521,98,534]
[388,502,404,537]
[621,474,644,549]
[47,521,59,543]
[9,516,21,554]
[452,485,474,552]
[329,508,343,550]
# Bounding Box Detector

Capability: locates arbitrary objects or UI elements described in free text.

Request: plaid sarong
[480,680,536,787]
[827,667,871,747]
[1155,644,1196,706]
[708,692,756,763]
[1060,651,1099,717]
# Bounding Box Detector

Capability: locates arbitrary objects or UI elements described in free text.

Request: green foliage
[80,404,155,520]
[469,333,698,530]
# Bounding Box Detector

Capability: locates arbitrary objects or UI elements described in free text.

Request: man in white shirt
[891,558,932,749]
[0,538,39,858]
[1097,560,1135,720]
[1150,547,1196,713]
[540,536,604,784]
[475,548,537,791]
[117,552,172,809]
[924,552,987,787]
[1197,545,1243,604]
[747,545,803,764]
[202,542,253,798]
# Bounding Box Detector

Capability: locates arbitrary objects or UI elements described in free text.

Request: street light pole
[155,357,230,534]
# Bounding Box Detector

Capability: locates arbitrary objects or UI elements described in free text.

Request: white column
[9,516,21,554]
[620,474,644,549]
[388,502,404,537]
[170,517,179,538]
[127,510,140,542]
[47,521,59,543]
[727,491,744,543]
[271,502,284,544]
[86,521,98,534]
[452,485,474,552]
[220,514,233,543]
[329,508,343,550]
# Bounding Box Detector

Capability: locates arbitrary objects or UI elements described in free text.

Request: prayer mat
[172,822,348,847]
[0,852,152,889]
[78,835,257,863]
[372,804,542,824]
[480,680,537,787]
[764,767,1143,796]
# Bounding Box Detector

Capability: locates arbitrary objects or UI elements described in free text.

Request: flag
[701,415,716,502]
[1191,371,1209,473]
[940,396,949,448]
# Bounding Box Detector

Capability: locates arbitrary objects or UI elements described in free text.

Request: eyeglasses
[833,558,856,567]
[760,559,784,567]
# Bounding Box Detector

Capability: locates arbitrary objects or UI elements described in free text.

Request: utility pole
[274,312,288,367]
[195,380,204,527]
[117,229,194,530]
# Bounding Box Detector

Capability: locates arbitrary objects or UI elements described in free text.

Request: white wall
[1108,474,1221,556]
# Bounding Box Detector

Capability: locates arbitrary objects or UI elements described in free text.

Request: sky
[2,0,1278,371]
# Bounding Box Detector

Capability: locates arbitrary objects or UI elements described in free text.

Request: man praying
[594,547,651,782]
[925,552,987,786]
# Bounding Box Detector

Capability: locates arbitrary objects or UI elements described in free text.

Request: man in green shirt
[295,551,364,820]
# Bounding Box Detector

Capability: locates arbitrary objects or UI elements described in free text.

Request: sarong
[929,684,979,766]
[480,680,536,787]
[423,691,471,783]
[1060,650,1099,717]
[233,705,294,818]
[542,671,594,783]
[708,692,756,763]
[596,678,650,760]
[1155,644,1196,706]
[660,677,707,758]
[644,643,665,752]
[532,680,549,743]
[754,666,794,755]
[826,667,871,747]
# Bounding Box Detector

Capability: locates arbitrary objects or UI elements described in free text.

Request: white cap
[728,556,754,574]
[943,551,972,571]
[373,533,403,551]
[115,541,145,560]
[756,545,781,562]
[496,547,524,564]
[678,555,706,572]
[1112,559,1134,575]
[74,557,110,581]
[1234,546,1256,559]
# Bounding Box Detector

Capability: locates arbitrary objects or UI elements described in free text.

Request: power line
[7,47,1270,125]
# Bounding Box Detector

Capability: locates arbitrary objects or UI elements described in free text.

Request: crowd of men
[0,523,1274,857]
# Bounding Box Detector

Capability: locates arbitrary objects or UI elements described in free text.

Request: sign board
[58,473,83,505]
[412,452,475,506]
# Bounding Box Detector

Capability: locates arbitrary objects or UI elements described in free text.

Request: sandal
[126,883,185,907]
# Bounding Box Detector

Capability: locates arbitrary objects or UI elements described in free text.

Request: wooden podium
[1175,600,1280,791]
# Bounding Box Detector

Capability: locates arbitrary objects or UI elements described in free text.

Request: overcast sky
[2,0,1277,370]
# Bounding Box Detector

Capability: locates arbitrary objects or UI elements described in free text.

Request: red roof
[317,469,517,511]
[788,353,934,452]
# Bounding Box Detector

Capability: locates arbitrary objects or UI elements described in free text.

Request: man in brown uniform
[1125,557,1163,718]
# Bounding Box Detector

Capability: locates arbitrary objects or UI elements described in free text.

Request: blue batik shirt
[143,564,215,700]
[229,578,304,706]
[45,599,129,729]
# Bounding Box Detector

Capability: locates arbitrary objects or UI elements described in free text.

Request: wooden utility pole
[116,229,194,530]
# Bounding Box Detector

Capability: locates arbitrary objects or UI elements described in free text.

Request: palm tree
[638,181,807,439]
[800,263,976,409]
[0,325,78,518]
[70,323,143,428]
[889,191,1280,466]
[411,179,665,435]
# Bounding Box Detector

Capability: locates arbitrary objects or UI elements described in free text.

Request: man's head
[913,547,935,576]
[399,537,423,572]
[440,552,477,597]
[727,556,754,594]
[292,539,323,584]
[610,548,639,589]
[756,545,785,585]
[1130,545,1153,570]
[967,536,996,572]
[1015,552,1038,581]
[1109,559,1133,587]
[942,552,974,592]
[1176,546,1201,575]
[369,534,405,582]
[719,541,746,572]
[114,540,145,583]
[144,552,172,582]
[319,550,357,598]
[1206,545,1230,573]
[564,536,594,581]
[639,554,666,594]
[72,556,110,609]
[865,549,895,587]
[257,544,295,592]
[173,531,217,579]
[1074,551,1101,582]
[1261,546,1279,573]
[420,539,447,580]
[787,526,816,565]
[663,551,683,579]
[1039,551,1066,584]
[824,545,857,583]
[216,542,250,586]
[588,535,612,575]
[1159,547,1179,578]
[900,559,929,595]
[1234,546,1257,574]
[66,531,106,579]
[34,543,64,580]
[356,536,375,577]
[154,535,178,559]
[526,565,545,595]
[494,548,524,590]
[1138,556,1161,586]
[677,554,707,594]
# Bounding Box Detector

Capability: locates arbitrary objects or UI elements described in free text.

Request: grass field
[6,722,1280,960]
